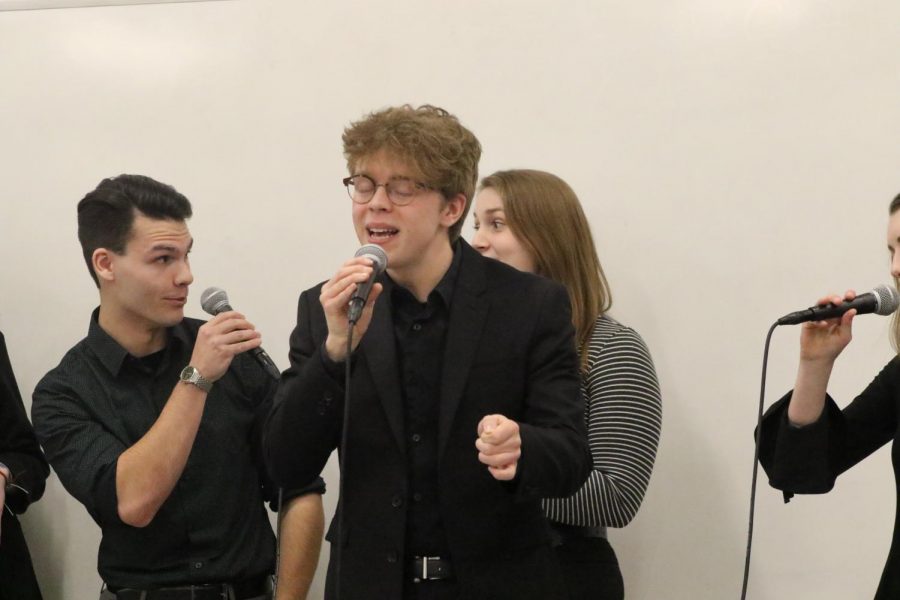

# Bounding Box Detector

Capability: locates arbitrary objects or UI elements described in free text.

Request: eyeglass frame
[342,174,437,206]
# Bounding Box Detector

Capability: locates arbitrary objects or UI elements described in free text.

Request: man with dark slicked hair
[33,174,324,600]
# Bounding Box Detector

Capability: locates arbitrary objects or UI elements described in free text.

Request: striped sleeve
[542,316,662,528]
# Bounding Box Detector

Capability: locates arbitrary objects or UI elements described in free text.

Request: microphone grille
[873,284,900,316]
[200,286,231,316]
[354,244,388,275]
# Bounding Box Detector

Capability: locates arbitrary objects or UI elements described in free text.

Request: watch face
[179,366,211,392]
[180,366,197,381]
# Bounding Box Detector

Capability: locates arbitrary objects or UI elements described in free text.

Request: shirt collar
[86,307,190,377]
[388,239,462,309]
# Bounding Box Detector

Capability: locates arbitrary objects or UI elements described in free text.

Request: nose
[892,251,900,279]
[368,185,392,211]
[176,259,194,287]
[471,227,489,253]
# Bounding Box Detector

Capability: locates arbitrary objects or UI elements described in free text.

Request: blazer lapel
[438,243,489,461]
[360,284,406,456]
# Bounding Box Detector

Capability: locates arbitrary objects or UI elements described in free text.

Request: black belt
[107,575,269,600]
[409,556,453,583]
[549,522,607,545]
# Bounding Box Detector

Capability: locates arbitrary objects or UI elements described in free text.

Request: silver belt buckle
[413,555,440,583]
[423,556,439,580]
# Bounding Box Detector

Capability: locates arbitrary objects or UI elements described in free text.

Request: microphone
[777,284,900,325]
[348,244,388,325]
[200,287,282,380]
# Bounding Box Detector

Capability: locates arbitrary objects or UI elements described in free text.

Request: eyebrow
[355,172,417,182]
[149,239,194,253]
[482,208,505,216]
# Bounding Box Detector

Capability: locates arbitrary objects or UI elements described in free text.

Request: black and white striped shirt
[543,315,662,528]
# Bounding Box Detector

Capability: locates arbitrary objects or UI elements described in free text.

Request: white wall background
[1,1,899,598]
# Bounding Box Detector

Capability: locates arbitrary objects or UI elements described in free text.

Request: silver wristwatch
[179,365,213,393]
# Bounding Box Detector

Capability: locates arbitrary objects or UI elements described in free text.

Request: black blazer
[0,332,49,600]
[265,242,590,599]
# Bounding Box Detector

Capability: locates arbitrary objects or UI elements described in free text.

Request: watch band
[179,365,213,393]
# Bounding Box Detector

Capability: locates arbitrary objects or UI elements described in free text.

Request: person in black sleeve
[31,175,324,600]
[758,192,900,600]
[264,105,591,600]
[1,330,50,600]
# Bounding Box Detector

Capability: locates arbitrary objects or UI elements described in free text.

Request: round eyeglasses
[343,174,433,206]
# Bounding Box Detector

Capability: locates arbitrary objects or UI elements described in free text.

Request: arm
[32,313,263,528]
[787,292,856,425]
[543,323,662,528]
[264,260,383,489]
[114,312,263,527]
[758,293,899,494]
[274,492,325,600]
[477,282,591,498]
[0,332,50,514]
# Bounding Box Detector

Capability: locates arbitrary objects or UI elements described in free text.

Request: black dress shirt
[1,331,49,600]
[389,243,461,558]
[31,310,322,589]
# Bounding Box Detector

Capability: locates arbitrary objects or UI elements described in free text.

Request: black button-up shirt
[389,243,461,557]
[32,310,322,589]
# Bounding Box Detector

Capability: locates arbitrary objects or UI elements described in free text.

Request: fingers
[321,258,384,361]
[477,415,518,444]
[487,464,518,481]
[191,311,263,382]
[806,290,858,329]
[320,258,377,308]
[204,312,261,346]
[476,415,521,481]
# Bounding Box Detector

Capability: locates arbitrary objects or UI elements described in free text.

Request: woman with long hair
[758,193,900,600]
[471,169,662,599]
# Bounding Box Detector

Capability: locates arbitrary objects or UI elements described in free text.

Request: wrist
[798,357,836,377]
[0,462,11,486]
[324,336,348,363]
[179,365,213,393]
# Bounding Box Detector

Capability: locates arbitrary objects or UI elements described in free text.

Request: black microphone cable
[334,325,355,600]
[741,321,778,600]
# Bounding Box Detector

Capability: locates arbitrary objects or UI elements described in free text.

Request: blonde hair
[479,169,612,368]
[342,105,482,241]
[890,193,900,352]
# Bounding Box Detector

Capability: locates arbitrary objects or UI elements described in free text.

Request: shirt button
[391,495,403,508]
[412,323,422,331]
[413,492,423,502]
[193,561,203,569]
[411,433,421,443]
[387,550,399,563]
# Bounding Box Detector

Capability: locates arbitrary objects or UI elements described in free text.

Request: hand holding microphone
[321,244,387,362]
[200,287,281,380]
[779,284,900,365]
[777,284,899,325]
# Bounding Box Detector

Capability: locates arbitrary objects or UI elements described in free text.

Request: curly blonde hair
[342,105,482,241]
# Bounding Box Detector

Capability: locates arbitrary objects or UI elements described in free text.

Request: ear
[441,193,467,228]
[92,248,116,284]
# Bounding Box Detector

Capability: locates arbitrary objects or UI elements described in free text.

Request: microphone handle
[250,346,282,380]
[210,302,280,379]
[777,294,877,325]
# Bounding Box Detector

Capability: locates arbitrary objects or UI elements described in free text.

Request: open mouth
[367,227,398,242]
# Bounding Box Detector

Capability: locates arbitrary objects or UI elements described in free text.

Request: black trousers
[0,515,43,600]
[554,536,623,600]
